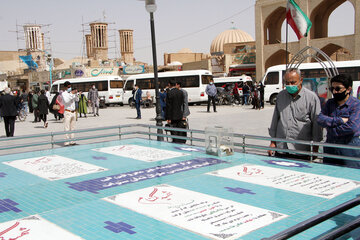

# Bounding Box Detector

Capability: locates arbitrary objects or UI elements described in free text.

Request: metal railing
[262,196,360,240]
[1,123,359,239]
[1,124,359,164]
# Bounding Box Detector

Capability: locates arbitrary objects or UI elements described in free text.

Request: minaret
[90,22,108,60]
[119,29,134,65]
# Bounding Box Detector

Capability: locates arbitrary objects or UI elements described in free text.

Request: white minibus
[50,76,124,105]
[213,75,253,95]
[122,70,213,104]
[262,60,360,105]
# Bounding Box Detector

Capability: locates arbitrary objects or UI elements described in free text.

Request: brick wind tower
[89,22,108,60]
[119,29,134,65]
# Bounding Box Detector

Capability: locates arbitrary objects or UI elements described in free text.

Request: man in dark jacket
[38,89,50,128]
[133,84,142,119]
[0,88,18,137]
[166,81,185,143]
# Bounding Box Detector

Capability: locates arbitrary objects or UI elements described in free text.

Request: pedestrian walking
[88,84,99,117]
[0,88,18,137]
[259,81,265,108]
[232,83,241,105]
[78,90,88,118]
[32,90,40,122]
[205,79,217,112]
[28,90,34,113]
[133,84,142,119]
[20,89,28,113]
[242,82,250,105]
[62,81,79,146]
[38,89,50,128]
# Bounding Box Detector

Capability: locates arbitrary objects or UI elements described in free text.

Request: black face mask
[333,91,348,102]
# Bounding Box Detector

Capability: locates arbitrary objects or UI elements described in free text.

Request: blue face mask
[286,85,299,94]
[67,87,72,93]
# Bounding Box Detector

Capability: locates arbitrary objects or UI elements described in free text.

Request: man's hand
[342,118,349,123]
[167,120,171,124]
[268,141,276,156]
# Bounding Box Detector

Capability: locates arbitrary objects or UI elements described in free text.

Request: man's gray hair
[283,68,301,80]
[4,87,11,94]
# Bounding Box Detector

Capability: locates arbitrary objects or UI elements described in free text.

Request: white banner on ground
[103,184,287,240]
[93,145,189,162]
[0,215,84,240]
[207,164,360,199]
[3,155,107,181]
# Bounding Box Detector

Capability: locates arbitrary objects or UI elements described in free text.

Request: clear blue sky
[0,0,354,65]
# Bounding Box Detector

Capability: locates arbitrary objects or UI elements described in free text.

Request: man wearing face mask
[317,74,360,168]
[268,68,323,159]
[205,80,217,113]
[88,84,99,117]
[62,81,79,146]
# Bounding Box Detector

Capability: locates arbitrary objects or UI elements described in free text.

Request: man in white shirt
[62,81,79,146]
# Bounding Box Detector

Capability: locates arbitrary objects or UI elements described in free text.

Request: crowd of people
[1,71,359,168]
[0,83,101,146]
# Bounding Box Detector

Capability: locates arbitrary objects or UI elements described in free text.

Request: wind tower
[89,22,108,60]
[119,29,134,65]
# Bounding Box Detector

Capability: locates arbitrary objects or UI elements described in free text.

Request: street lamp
[144,0,163,141]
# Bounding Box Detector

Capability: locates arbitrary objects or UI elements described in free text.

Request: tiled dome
[210,28,254,54]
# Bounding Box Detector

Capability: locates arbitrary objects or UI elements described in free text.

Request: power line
[135,4,254,50]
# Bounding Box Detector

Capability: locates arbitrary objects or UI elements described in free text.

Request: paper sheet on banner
[207,164,360,199]
[3,155,107,181]
[0,215,84,240]
[93,144,189,162]
[103,184,287,240]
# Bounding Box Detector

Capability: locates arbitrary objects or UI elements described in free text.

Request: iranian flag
[286,0,312,40]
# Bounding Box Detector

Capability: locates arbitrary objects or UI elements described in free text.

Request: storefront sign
[123,65,145,74]
[91,68,114,77]
[74,69,84,77]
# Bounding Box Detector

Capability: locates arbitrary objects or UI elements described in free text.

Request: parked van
[261,60,360,105]
[213,75,253,95]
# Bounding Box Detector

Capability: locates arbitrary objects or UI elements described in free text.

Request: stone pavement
[0,104,276,155]
[1,104,275,137]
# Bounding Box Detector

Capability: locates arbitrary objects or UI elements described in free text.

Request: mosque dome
[210,28,254,54]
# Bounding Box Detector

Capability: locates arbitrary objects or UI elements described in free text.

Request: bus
[123,70,213,104]
[213,75,253,95]
[262,60,360,105]
[50,76,124,105]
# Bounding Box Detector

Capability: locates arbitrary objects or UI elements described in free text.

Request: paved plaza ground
[1,103,275,138]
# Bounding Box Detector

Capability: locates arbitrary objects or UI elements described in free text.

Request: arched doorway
[310,44,353,62]
[310,0,352,39]
[263,7,286,45]
[265,49,289,70]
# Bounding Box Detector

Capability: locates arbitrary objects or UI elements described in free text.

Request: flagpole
[285,10,289,71]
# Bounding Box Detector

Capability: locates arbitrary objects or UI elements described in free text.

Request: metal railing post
[310,141,314,162]
[51,132,54,149]
[242,134,246,153]
[190,130,193,146]
[148,126,151,140]
[119,126,122,140]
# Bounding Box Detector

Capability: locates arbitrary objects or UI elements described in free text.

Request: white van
[50,76,124,105]
[213,75,253,95]
[262,60,360,105]
[123,70,213,104]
